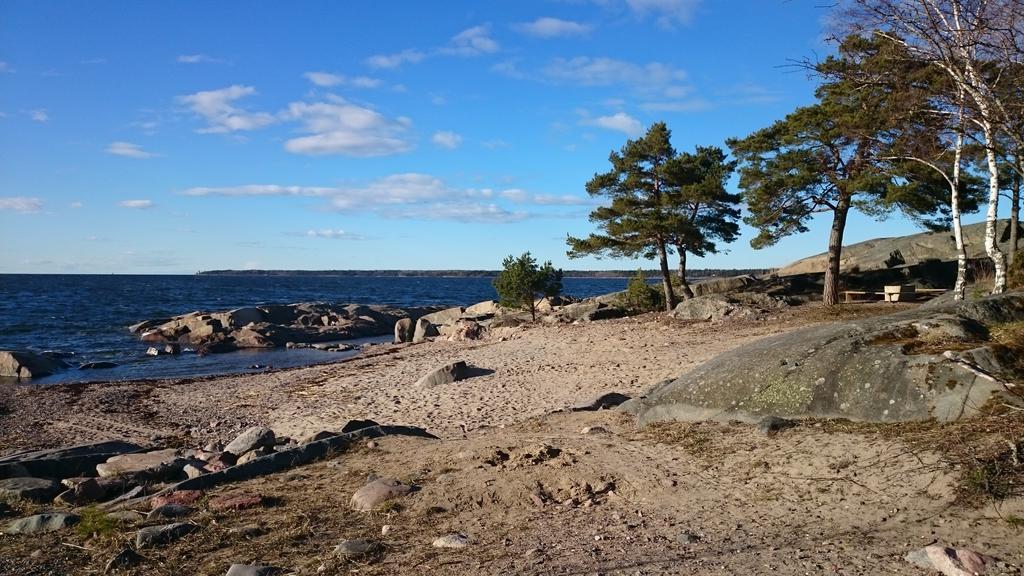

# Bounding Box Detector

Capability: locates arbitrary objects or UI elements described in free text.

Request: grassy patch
[74,506,120,539]
[639,422,724,459]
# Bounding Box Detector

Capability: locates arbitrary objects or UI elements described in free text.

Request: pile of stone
[0,421,442,574]
[129,302,438,354]
[393,297,629,345]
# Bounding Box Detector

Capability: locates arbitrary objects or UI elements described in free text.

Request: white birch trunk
[979,115,1009,294]
[951,109,967,300]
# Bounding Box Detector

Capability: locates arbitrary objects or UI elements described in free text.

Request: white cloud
[106,141,159,159]
[625,0,700,26]
[177,54,224,64]
[431,130,463,149]
[390,203,526,223]
[640,99,711,112]
[482,139,509,149]
[303,71,382,89]
[0,197,43,213]
[442,25,500,56]
[544,57,686,90]
[582,112,643,136]
[29,109,49,122]
[183,173,539,223]
[513,17,591,38]
[0,61,11,73]
[304,71,344,86]
[305,229,366,240]
[184,185,337,197]
[70,201,83,208]
[81,58,107,65]
[118,199,154,209]
[366,49,426,69]
[178,85,276,134]
[281,99,413,157]
[500,189,592,205]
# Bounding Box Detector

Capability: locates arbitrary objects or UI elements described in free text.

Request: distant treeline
[197,268,771,278]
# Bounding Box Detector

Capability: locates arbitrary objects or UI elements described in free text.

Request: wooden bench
[841,286,948,303]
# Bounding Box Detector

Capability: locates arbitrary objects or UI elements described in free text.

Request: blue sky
[0,0,987,273]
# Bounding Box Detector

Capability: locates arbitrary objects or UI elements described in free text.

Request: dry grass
[818,406,1024,506]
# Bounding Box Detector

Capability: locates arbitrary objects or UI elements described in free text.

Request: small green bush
[621,269,663,313]
[75,506,119,539]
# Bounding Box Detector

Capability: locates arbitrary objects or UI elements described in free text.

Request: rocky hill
[777,219,1020,276]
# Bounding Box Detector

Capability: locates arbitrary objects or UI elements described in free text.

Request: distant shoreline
[195,268,771,279]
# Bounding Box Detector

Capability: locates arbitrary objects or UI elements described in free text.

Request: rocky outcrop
[777,219,1020,276]
[631,292,1024,425]
[670,292,788,321]
[0,350,68,379]
[689,275,758,297]
[130,302,438,354]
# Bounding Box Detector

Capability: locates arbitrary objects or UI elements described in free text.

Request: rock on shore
[0,350,69,379]
[129,302,438,354]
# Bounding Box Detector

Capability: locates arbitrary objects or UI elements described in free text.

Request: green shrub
[493,252,563,321]
[621,269,663,313]
[75,506,119,539]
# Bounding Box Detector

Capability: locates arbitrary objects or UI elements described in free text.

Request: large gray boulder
[670,292,786,321]
[224,427,276,456]
[412,317,439,343]
[0,477,62,502]
[421,306,464,325]
[96,448,187,480]
[394,317,414,343]
[689,275,757,297]
[632,292,1024,425]
[0,440,143,479]
[415,361,470,387]
[464,300,499,316]
[4,513,80,535]
[0,350,67,378]
[350,478,416,511]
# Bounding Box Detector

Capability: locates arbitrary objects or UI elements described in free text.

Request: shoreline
[2,300,1023,575]
[2,303,828,454]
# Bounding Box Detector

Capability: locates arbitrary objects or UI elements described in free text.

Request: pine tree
[728,36,953,305]
[568,123,679,310]
[492,252,563,321]
[662,146,740,298]
[568,123,740,310]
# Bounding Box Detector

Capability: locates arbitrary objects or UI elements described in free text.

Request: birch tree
[845,0,1024,293]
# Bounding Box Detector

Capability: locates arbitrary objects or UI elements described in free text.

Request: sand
[1,302,1022,576]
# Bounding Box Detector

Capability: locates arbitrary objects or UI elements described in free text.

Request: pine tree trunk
[675,246,694,299]
[1011,160,1021,264]
[823,199,850,306]
[657,241,677,311]
[980,117,1008,294]
[952,118,967,301]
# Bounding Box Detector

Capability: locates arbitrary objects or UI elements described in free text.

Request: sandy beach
[1,302,1022,576]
